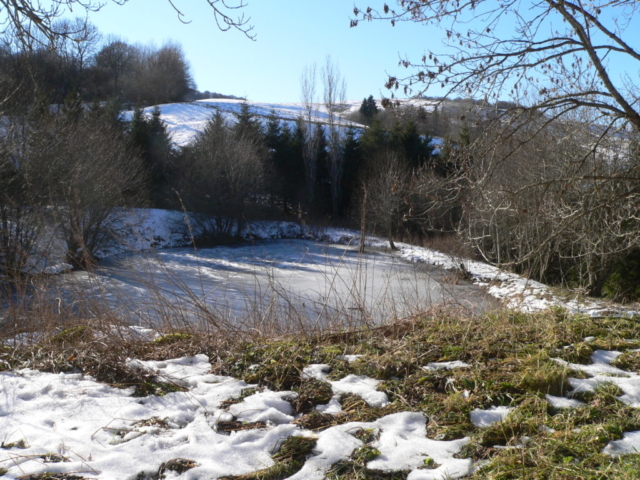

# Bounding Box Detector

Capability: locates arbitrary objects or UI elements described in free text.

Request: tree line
[138,100,443,245]
[0,19,195,113]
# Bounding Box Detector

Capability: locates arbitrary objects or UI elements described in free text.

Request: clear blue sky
[87,0,446,103]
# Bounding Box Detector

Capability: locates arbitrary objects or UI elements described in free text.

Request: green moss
[152,333,194,345]
[351,445,381,463]
[1,439,27,449]
[48,325,91,344]
[134,379,187,397]
[516,357,571,396]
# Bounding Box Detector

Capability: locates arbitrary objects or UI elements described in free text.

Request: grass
[220,436,317,480]
[3,304,640,479]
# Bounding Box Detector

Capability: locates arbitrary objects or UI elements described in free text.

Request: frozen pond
[62,240,494,327]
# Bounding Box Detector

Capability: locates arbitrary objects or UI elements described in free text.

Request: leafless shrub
[461,113,640,296]
[361,150,409,250]
[18,105,146,269]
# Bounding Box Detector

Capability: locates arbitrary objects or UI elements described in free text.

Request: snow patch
[423,361,470,371]
[302,364,389,407]
[470,406,513,427]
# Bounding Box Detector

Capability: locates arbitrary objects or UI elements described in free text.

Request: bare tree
[458,111,640,296]
[321,56,347,216]
[94,37,135,97]
[354,0,640,132]
[0,120,45,278]
[127,41,195,104]
[51,17,101,72]
[363,150,409,250]
[22,105,146,269]
[355,0,640,297]
[0,0,254,48]
[299,63,320,206]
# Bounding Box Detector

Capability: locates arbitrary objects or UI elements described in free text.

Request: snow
[228,390,296,425]
[331,375,390,408]
[302,364,389,407]
[470,406,513,427]
[10,205,637,341]
[0,356,472,480]
[603,431,640,456]
[545,394,585,410]
[423,361,471,371]
[368,413,471,480]
[338,354,364,363]
[122,99,365,148]
[396,241,638,317]
[288,412,471,480]
[60,237,488,327]
[544,348,640,455]
[15,209,635,341]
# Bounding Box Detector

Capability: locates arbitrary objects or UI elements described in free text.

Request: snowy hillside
[122,99,366,148]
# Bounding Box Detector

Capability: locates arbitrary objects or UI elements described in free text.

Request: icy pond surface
[63,240,494,326]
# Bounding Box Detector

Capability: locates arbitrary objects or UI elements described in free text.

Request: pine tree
[359,119,388,159]
[129,106,173,206]
[391,119,434,170]
[264,110,283,209]
[340,126,362,215]
[359,95,379,120]
[313,124,331,216]
[234,102,262,139]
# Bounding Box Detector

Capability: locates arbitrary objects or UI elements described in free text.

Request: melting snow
[0,356,471,479]
[423,361,471,371]
[470,406,513,427]
[303,364,389,408]
[545,394,585,410]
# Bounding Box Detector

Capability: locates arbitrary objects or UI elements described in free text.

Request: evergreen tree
[278,122,305,213]
[359,119,388,160]
[234,102,262,139]
[313,124,331,216]
[340,126,362,215]
[264,110,282,149]
[128,105,173,206]
[359,95,379,120]
[129,106,150,153]
[264,111,283,209]
[391,119,434,170]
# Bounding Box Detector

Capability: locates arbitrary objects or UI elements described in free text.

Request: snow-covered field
[122,99,365,148]
[3,210,640,480]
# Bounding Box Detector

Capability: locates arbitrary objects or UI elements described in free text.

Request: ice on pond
[59,240,494,326]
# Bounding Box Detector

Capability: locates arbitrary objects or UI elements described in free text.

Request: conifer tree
[234,102,262,139]
[391,119,434,170]
[359,95,378,120]
[341,126,362,215]
[129,106,173,206]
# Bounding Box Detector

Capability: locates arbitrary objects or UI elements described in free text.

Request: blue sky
[88,0,445,103]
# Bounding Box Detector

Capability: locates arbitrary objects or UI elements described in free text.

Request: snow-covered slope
[122,99,366,148]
